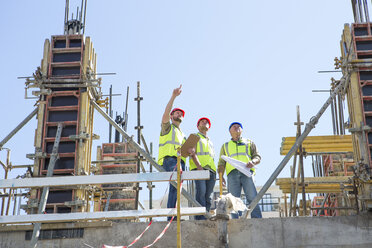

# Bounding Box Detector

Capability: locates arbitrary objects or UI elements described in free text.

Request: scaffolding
[0,2,207,247]
[269,2,372,218]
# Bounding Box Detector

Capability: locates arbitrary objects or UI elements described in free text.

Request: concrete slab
[1,215,372,248]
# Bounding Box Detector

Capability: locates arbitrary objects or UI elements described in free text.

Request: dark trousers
[194,170,216,220]
[163,156,185,221]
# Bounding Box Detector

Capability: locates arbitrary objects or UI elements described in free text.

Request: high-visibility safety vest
[189,133,216,172]
[158,124,186,165]
[223,138,255,176]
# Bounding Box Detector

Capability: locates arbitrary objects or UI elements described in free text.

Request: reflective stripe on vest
[158,124,186,165]
[189,133,216,172]
[224,139,254,176]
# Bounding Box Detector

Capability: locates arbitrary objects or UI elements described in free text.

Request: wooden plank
[0,171,210,189]
[276,176,351,184]
[283,135,352,142]
[0,207,206,224]
[280,147,353,155]
[276,176,355,193]
[280,135,353,155]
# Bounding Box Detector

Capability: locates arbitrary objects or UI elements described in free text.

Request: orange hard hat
[197,117,211,128]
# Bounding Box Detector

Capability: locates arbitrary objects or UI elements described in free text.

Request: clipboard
[180,134,200,157]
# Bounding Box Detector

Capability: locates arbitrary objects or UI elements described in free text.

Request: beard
[173,116,182,123]
[199,126,208,132]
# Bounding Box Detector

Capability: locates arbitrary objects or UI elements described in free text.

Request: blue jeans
[194,170,216,220]
[227,169,262,218]
[163,156,185,220]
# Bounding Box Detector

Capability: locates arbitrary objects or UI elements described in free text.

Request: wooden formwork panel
[49,35,84,79]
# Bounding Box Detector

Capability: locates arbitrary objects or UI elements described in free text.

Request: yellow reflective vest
[158,124,186,165]
[189,133,216,172]
[223,138,255,176]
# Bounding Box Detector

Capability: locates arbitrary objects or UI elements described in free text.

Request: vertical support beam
[5,189,12,216]
[289,155,297,216]
[31,40,50,207]
[109,85,113,143]
[17,191,22,215]
[330,91,337,134]
[140,134,155,210]
[284,194,288,217]
[124,86,129,134]
[12,189,17,216]
[293,158,301,215]
[135,81,143,210]
[295,106,306,216]
[338,93,345,135]
[332,92,340,135]
[32,102,45,213]
[5,151,11,216]
[342,24,364,164]
[82,36,91,78]
[1,164,9,216]
[149,142,153,211]
[30,123,63,248]
[311,156,316,177]
[299,152,306,216]
[176,153,181,248]
[41,39,50,78]
[94,146,102,212]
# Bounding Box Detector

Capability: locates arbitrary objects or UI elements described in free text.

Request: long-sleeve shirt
[217,137,261,174]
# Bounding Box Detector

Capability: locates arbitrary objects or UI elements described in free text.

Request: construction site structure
[274,1,372,218]
[0,2,207,247]
[21,8,100,214]
[3,1,372,248]
[341,21,372,209]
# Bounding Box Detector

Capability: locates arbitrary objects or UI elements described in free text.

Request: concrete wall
[1,215,372,247]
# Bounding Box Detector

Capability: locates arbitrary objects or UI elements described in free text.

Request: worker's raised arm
[162,85,182,123]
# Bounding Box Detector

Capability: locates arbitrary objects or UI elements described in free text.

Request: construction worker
[218,122,262,219]
[189,117,216,220]
[158,85,186,220]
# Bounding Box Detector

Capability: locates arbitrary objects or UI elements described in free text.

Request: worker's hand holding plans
[221,155,253,177]
[246,161,255,168]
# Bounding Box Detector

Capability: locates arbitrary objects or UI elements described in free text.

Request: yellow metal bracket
[334,57,342,69]
[96,97,109,111]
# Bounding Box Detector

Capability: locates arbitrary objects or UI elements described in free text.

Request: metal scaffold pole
[135,81,143,210]
[109,85,113,143]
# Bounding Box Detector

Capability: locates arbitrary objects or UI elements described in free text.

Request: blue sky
[0,1,353,208]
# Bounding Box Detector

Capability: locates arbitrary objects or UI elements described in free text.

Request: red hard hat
[197,117,211,128]
[171,108,185,117]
